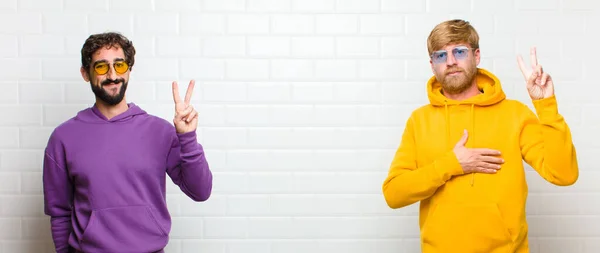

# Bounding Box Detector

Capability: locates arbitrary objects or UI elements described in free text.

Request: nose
[106,64,118,80]
[445,52,457,66]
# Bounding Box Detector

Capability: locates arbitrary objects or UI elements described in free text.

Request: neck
[95,98,128,120]
[443,80,481,101]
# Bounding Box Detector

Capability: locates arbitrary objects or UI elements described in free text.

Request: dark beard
[91,78,127,106]
[438,66,477,95]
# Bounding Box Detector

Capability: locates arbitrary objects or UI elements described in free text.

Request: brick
[0,218,21,239]
[180,14,226,35]
[0,127,19,148]
[271,60,314,80]
[247,0,291,12]
[271,15,314,34]
[247,36,291,57]
[180,59,226,81]
[360,14,404,34]
[0,0,16,11]
[0,35,18,57]
[292,82,334,102]
[227,14,270,34]
[0,173,20,194]
[381,0,425,13]
[336,0,380,13]
[42,13,87,35]
[226,60,270,80]
[0,105,42,127]
[42,59,82,81]
[18,0,61,11]
[336,37,379,58]
[315,60,358,80]
[155,0,202,12]
[0,59,42,81]
[19,82,64,104]
[134,14,179,35]
[225,105,270,126]
[292,0,335,12]
[359,59,405,80]
[203,0,245,11]
[269,105,314,126]
[316,14,359,34]
[156,36,202,57]
[0,14,41,34]
[64,0,107,11]
[226,195,270,216]
[88,14,135,35]
[202,36,246,57]
[292,37,335,57]
[203,217,248,238]
[247,82,291,102]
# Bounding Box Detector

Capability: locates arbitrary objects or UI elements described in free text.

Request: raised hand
[453,130,504,174]
[172,80,198,134]
[517,47,554,100]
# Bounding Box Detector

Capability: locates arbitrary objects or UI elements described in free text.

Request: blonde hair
[427,19,479,56]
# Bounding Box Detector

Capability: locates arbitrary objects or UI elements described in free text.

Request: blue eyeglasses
[430,46,473,64]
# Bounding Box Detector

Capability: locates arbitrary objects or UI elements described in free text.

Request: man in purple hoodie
[43,32,213,253]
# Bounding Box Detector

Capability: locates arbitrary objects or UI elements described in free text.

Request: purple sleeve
[166,130,213,201]
[43,138,73,253]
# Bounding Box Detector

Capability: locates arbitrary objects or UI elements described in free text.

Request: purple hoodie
[43,103,212,253]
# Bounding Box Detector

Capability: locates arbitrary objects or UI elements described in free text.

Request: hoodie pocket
[422,203,513,252]
[80,205,168,252]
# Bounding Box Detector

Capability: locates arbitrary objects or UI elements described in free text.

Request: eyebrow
[92,58,126,66]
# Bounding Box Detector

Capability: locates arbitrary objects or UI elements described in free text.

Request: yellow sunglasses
[93,60,129,75]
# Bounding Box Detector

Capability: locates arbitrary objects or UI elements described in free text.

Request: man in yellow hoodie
[382,19,578,252]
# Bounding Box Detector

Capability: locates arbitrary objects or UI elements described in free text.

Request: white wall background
[0,0,599,252]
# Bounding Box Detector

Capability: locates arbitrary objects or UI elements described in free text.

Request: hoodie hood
[75,103,147,123]
[427,68,506,107]
[426,68,506,186]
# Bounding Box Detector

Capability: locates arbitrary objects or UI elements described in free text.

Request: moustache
[102,78,125,86]
[445,68,464,75]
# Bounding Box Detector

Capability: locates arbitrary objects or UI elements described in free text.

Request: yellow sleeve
[520,95,579,186]
[382,114,464,209]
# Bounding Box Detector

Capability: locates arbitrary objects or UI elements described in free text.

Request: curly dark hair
[80,32,136,74]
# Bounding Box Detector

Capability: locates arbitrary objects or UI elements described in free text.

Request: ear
[80,67,90,82]
[474,48,481,66]
[429,59,434,73]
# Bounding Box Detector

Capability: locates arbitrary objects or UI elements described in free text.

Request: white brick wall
[1,0,599,252]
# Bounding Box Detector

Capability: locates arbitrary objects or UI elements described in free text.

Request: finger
[184,80,195,105]
[480,156,505,164]
[474,148,501,156]
[527,69,538,87]
[454,129,468,147]
[540,72,550,86]
[177,105,194,120]
[172,81,181,104]
[530,47,538,68]
[186,110,198,123]
[479,162,501,171]
[478,168,499,174]
[517,55,528,79]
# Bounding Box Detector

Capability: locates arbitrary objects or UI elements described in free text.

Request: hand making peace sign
[517,47,555,100]
[172,80,198,134]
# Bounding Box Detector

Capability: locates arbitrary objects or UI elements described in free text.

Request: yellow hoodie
[382,68,578,252]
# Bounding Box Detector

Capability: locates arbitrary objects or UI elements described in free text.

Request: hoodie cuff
[177,130,202,154]
[435,151,465,182]
[532,95,560,123]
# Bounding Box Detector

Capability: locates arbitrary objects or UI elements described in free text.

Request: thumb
[455,129,468,147]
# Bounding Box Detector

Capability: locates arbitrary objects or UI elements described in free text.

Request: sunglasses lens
[94,63,109,75]
[453,47,469,60]
[114,61,129,74]
[432,51,447,64]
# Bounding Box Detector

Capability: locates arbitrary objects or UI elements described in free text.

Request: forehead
[91,46,125,63]
[436,43,469,52]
